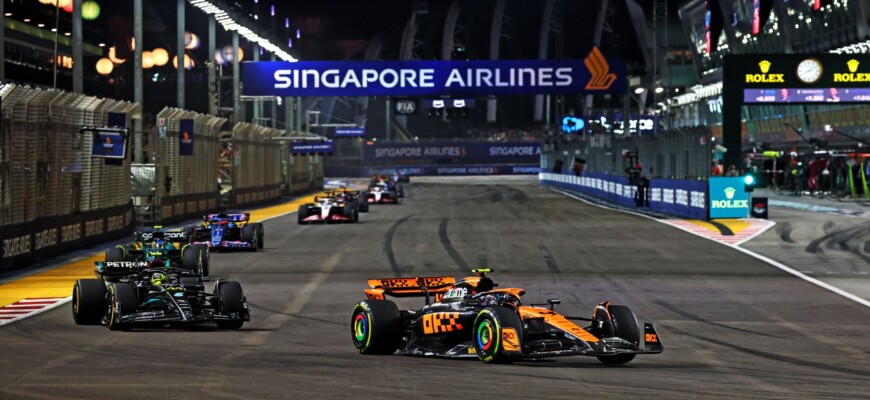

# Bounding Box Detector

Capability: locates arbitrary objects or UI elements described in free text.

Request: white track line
[547,186,870,309]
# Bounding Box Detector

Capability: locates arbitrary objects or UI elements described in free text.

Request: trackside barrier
[539,172,708,219]
[0,83,138,269]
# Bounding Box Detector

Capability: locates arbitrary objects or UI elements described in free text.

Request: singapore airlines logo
[724,186,735,200]
[181,131,192,143]
[584,47,617,90]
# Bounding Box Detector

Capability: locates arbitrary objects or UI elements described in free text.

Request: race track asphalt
[1,177,868,399]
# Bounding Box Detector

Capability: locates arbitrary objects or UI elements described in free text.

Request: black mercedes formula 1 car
[351,269,662,365]
[72,267,249,330]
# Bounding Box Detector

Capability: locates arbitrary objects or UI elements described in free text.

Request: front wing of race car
[396,318,663,359]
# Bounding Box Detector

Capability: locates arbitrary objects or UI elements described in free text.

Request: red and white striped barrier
[0,297,70,327]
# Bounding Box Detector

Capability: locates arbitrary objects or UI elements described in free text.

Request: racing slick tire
[596,305,640,365]
[182,244,207,275]
[298,204,310,225]
[107,283,138,331]
[241,225,258,252]
[106,246,124,262]
[351,300,402,355]
[255,223,264,249]
[343,204,359,223]
[216,281,245,329]
[357,199,369,213]
[72,279,107,325]
[473,306,524,364]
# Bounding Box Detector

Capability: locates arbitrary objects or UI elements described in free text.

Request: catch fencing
[543,127,712,180]
[137,107,225,225]
[0,83,138,268]
[231,123,325,207]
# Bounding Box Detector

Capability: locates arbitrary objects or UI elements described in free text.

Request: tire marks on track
[384,215,413,277]
[538,244,562,281]
[439,219,471,274]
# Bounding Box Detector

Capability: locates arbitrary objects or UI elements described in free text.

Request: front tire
[241,225,257,252]
[596,305,640,365]
[351,300,402,355]
[255,223,264,249]
[216,281,245,329]
[473,306,523,363]
[298,204,310,225]
[106,283,137,331]
[72,279,106,325]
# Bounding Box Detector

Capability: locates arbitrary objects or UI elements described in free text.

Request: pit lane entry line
[548,187,870,309]
[0,191,331,315]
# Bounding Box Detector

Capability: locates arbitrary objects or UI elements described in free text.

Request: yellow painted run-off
[0,192,329,308]
[684,219,751,236]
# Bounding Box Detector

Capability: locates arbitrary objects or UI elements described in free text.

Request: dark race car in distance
[329,189,369,212]
[351,269,663,365]
[97,228,210,280]
[298,196,359,224]
[190,213,264,251]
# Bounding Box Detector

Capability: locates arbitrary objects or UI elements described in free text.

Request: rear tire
[72,279,106,325]
[216,281,245,329]
[343,204,358,223]
[473,306,524,363]
[106,247,124,262]
[106,283,137,331]
[596,305,640,365]
[351,300,402,355]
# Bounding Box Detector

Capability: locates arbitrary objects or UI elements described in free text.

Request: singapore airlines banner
[242,48,625,97]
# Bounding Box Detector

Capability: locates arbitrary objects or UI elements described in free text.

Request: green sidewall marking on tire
[353,305,373,350]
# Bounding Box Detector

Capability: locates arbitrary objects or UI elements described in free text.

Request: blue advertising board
[334,127,365,137]
[364,141,541,163]
[291,141,334,155]
[242,48,625,97]
[91,130,127,159]
[708,177,750,219]
[538,172,708,219]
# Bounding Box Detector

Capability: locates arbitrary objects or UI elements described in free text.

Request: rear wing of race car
[134,229,189,242]
[365,276,456,301]
[204,213,250,222]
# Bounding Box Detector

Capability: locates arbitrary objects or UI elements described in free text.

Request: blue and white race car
[189,213,264,251]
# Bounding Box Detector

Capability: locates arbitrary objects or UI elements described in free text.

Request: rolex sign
[708,177,750,219]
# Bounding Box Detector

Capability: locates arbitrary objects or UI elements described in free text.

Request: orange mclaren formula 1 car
[351,269,663,365]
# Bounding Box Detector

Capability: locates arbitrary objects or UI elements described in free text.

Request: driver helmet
[150,271,167,286]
